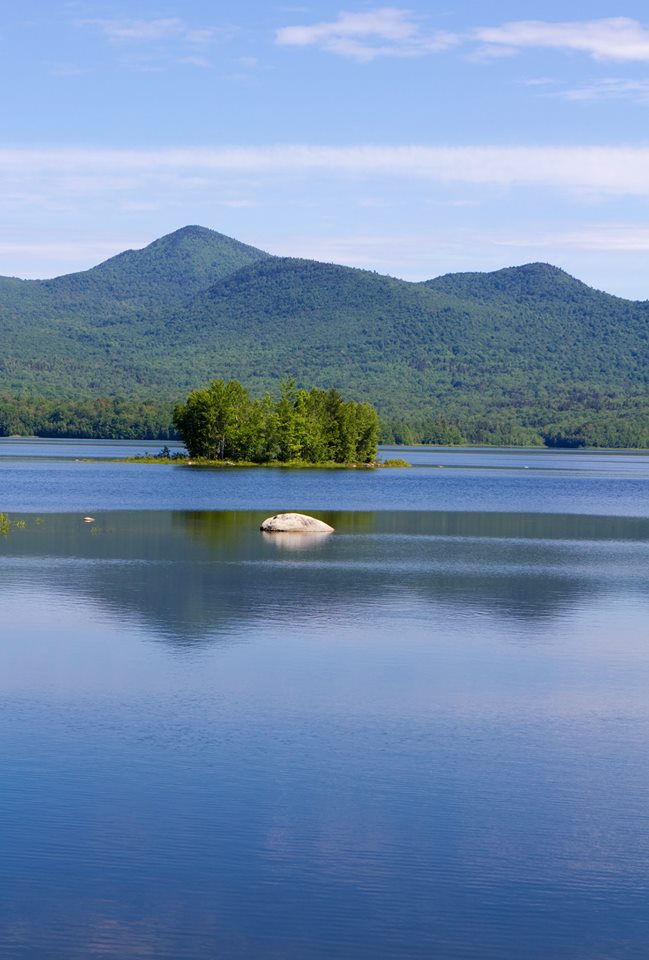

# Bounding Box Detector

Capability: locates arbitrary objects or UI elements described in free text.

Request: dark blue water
[2,445,649,959]
[2,441,649,515]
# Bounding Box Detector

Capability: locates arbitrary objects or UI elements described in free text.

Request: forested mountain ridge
[425,262,596,299]
[1,227,649,446]
[41,225,271,309]
[0,226,270,319]
[0,226,272,401]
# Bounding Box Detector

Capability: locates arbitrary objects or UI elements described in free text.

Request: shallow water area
[2,445,649,958]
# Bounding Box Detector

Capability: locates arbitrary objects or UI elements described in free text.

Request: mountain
[1,228,649,446]
[40,225,271,311]
[425,262,591,299]
[0,226,271,399]
[0,225,269,321]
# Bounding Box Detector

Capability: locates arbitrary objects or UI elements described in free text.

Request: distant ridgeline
[2,225,649,447]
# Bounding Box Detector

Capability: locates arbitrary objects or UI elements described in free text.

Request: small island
[172,378,379,466]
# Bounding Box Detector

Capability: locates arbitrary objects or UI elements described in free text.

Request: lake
[2,444,649,959]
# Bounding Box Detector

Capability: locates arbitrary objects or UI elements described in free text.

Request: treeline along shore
[3,391,649,449]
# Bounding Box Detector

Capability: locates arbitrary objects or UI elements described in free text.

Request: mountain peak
[110,224,269,265]
[147,224,236,245]
[424,261,600,301]
[166,224,213,237]
[42,225,271,305]
[499,261,569,277]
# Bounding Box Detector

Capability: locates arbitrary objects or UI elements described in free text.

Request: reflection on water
[2,510,649,643]
[2,509,649,958]
[260,530,334,551]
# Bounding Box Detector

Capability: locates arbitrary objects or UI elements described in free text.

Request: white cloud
[474,18,649,62]
[261,230,555,281]
[276,8,458,61]
[1,144,649,196]
[220,199,258,208]
[120,201,161,213]
[80,17,215,45]
[275,13,649,65]
[47,62,86,77]
[523,77,557,88]
[469,44,517,61]
[269,232,428,271]
[179,56,211,68]
[279,225,649,291]
[74,17,236,71]
[0,240,146,260]
[495,224,649,252]
[560,78,649,103]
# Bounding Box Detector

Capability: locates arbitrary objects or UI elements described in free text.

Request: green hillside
[0,226,271,398]
[42,225,271,310]
[1,227,649,446]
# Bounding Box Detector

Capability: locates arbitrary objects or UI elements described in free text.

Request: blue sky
[3,1,649,296]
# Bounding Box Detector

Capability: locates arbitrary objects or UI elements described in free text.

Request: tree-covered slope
[40,225,271,311]
[0,226,272,398]
[0,225,269,330]
[423,261,649,388]
[2,228,649,445]
[156,257,500,411]
[160,255,649,412]
[425,262,593,299]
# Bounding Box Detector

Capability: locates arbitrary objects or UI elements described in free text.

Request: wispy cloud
[179,56,211,69]
[276,12,649,66]
[289,225,649,286]
[523,77,557,87]
[560,78,649,103]
[79,18,215,46]
[46,62,87,77]
[0,240,147,261]
[496,224,649,252]
[276,8,458,62]
[2,144,649,195]
[474,18,649,62]
[220,199,258,208]
[7,227,649,287]
[76,16,234,69]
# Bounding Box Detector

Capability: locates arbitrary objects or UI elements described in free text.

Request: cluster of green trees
[173,379,379,463]
[0,397,176,439]
[380,388,649,448]
[381,416,466,446]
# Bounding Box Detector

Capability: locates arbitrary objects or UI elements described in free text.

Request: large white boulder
[260,512,334,533]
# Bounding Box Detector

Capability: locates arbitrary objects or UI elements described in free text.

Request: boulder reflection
[1,509,649,644]
[260,531,334,551]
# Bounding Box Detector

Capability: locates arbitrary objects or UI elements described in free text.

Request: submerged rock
[260,512,334,533]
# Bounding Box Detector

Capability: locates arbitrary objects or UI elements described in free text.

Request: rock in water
[260,513,334,533]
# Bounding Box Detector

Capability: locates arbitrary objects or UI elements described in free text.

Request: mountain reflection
[1,510,648,644]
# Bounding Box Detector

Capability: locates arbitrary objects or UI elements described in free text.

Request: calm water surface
[2,440,649,514]
[2,444,649,958]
